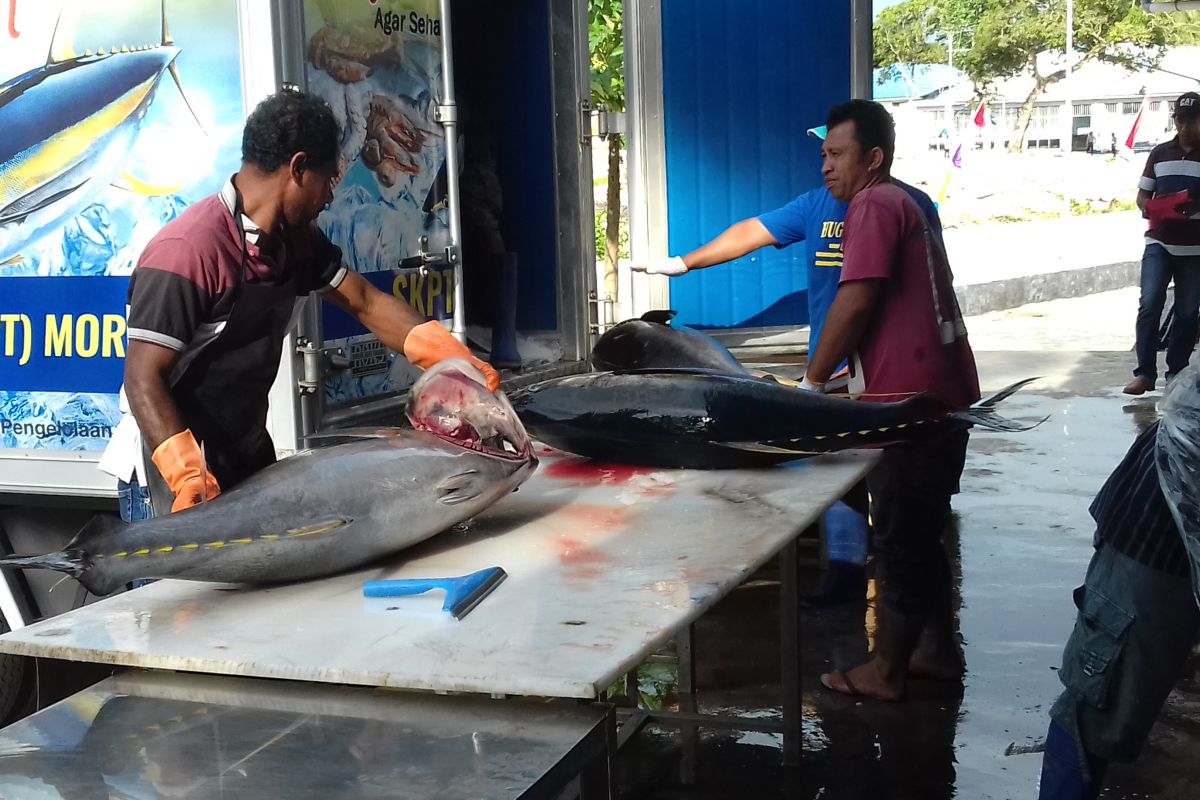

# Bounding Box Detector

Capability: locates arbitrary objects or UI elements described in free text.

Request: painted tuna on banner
[0,0,207,266]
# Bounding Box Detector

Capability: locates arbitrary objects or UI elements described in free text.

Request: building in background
[875,46,1200,154]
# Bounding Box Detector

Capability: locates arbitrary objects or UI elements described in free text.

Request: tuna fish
[0,361,536,595]
[591,310,745,373]
[510,369,1041,469]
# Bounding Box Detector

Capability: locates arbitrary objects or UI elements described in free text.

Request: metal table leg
[677,623,697,783]
[526,704,616,800]
[780,536,802,767]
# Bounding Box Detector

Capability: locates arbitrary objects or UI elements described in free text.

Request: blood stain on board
[544,457,658,485]
[559,535,616,566]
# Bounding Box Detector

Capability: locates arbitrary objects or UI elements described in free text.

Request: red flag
[1125,96,1148,150]
[973,103,987,128]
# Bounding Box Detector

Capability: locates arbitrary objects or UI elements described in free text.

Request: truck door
[275,0,596,440]
[271,0,458,438]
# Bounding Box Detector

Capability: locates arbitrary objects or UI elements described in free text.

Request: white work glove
[631,256,689,276]
[799,376,825,393]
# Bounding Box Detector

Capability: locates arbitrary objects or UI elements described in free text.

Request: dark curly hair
[241,90,339,173]
[826,99,896,173]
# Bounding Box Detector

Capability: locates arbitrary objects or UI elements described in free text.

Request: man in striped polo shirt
[1124,91,1200,396]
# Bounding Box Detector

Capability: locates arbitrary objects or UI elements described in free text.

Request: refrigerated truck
[0,0,597,718]
[0,0,865,726]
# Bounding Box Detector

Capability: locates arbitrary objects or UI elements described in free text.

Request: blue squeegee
[363,567,507,619]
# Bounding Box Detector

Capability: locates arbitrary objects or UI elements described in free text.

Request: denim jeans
[117,477,156,588]
[117,477,154,523]
[1134,244,1200,383]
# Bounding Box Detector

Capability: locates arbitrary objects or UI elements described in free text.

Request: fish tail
[975,377,1040,409]
[0,549,87,577]
[950,408,1048,433]
[950,377,1046,432]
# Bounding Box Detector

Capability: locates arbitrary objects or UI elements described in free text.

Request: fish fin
[0,549,87,577]
[0,181,88,226]
[285,518,353,537]
[168,62,208,135]
[720,441,819,456]
[950,377,1044,431]
[950,409,1049,433]
[745,369,802,388]
[301,427,408,443]
[975,377,1040,409]
[436,470,480,506]
[639,310,677,325]
[112,171,187,197]
[46,6,77,64]
[66,513,123,549]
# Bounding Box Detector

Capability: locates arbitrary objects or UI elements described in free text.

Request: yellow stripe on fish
[100,518,350,559]
[3,76,158,205]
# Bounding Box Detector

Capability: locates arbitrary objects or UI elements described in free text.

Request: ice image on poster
[0,0,245,452]
[303,0,454,405]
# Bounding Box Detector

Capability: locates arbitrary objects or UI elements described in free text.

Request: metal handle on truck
[296,338,351,395]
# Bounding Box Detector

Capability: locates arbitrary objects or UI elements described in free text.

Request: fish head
[407,359,537,472]
[591,320,651,370]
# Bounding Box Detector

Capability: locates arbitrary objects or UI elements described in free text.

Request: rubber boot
[489,252,522,369]
[1037,721,1105,800]
[803,502,868,608]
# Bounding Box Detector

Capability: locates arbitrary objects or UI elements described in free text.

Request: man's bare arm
[124,340,186,452]
[805,279,882,385]
[682,219,778,270]
[323,270,422,352]
[1137,188,1152,217]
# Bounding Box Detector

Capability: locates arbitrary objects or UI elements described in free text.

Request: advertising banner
[302,0,452,405]
[0,0,245,452]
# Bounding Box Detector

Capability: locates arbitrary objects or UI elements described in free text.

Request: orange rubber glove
[151,429,221,513]
[403,320,501,392]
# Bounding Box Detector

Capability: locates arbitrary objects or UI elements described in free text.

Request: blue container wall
[661,0,851,329]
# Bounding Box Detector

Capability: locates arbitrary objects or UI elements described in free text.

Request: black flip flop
[820,669,860,697]
[820,668,908,702]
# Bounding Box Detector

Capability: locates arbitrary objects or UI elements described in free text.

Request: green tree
[873,0,948,96]
[589,0,624,305]
[872,0,1181,152]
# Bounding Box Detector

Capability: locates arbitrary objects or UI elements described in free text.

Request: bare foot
[820,659,907,702]
[908,650,965,682]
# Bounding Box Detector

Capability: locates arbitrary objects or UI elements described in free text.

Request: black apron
[147,195,300,515]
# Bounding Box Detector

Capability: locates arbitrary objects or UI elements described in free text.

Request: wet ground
[615,319,1200,798]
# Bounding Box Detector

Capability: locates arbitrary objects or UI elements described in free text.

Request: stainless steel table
[0,670,614,799]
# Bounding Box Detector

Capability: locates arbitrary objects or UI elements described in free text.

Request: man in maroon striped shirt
[103,91,499,516]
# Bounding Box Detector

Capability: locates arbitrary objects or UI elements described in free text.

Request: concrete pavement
[945,213,1145,316]
[618,291,1200,799]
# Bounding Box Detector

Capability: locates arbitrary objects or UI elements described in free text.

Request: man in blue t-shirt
[631,126,942,606]
[753,179,942,352]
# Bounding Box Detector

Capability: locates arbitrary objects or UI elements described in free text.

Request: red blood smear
[559,535,616,565]
[543,457,658,485]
